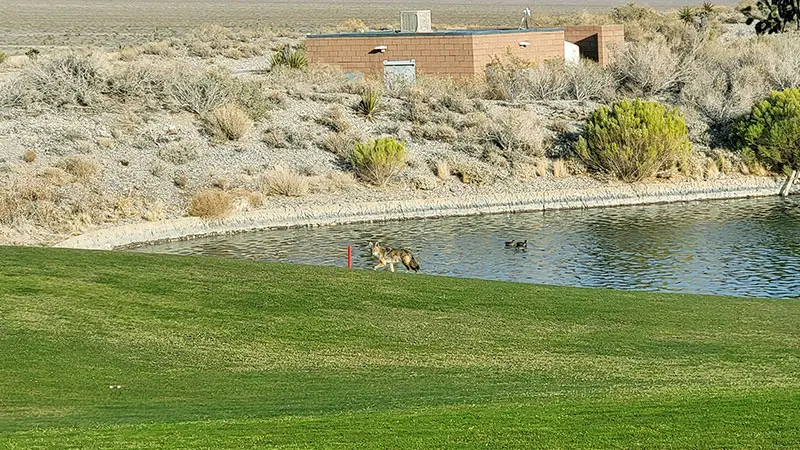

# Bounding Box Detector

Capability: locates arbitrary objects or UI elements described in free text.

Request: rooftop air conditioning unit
[400,10,432,33]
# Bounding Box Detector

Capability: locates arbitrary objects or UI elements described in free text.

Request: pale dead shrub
[39,167,72,186]
[22,150,36,163]
[612,37,699,96]
[143,40,177,57]
[57,156,100,183]
[435,160,450,180]
[261,168,309,197]
[188,189,234,219]
[553,159,570,178]
[484,111,544,159]
[158,141,200,165]
[16,53,108,108]
[317,104,351,132]
[203,103,252,141]
[565,60,615,101]
[322,131,358,157]
[410,122,458,143]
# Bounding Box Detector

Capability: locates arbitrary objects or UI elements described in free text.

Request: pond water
[131,196,800,299]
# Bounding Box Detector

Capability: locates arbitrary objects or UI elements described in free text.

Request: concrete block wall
[564,25,624,66]
[307,29,565,78]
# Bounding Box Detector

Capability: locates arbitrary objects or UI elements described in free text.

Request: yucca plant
[270,45,307,69]
[350,137,407,186]
[678,7,697,25]
[702,2,716,14]
[356,87,383,120]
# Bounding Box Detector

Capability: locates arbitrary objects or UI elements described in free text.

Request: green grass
[0,246,799,449]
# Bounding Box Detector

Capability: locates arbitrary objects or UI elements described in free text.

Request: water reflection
[131,196,800,299]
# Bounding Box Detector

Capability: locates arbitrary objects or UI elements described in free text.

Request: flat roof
[307,28,564,39]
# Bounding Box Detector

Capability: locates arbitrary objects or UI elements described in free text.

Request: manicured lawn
[0,246,798,448]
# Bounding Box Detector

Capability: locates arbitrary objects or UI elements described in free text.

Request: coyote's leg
[389,263,395,272]
[373,261,385,270]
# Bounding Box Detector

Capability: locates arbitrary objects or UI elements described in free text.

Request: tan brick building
[307,25,623,78]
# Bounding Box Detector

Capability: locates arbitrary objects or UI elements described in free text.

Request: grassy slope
[0,246,798,449]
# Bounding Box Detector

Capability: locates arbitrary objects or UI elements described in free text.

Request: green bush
[733,88,800,173]
[350,137,407,186]
[576,99,692,182]
[0,51,7,64]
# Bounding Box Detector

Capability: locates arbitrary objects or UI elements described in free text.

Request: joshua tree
[742,0,800,34]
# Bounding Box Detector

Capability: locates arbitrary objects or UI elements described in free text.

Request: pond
[131,196,800,299]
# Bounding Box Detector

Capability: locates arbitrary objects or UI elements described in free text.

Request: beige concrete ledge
[55,177,792,251]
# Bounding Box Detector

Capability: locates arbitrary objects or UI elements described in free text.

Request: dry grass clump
[184,24,266,60]
[263,126,289,148]
[22,150,36,163]
[39,167,73,186]
[118,47,139,62]
[261,168,310,197]
[203,103,252,141]
[411,122,458,143]
[188,189,234,219]
[565,61,616,101]
[57,156,100,183]
[317,104,351,132]
[553,159,570,178]
[449,157,499,185]
[435,160,451,181]
[168,69,232,114]
[142,40,177,57]
[339,18,369,32]
[484,111,544,159]
[158,141,200,165]
[322,131,359,158]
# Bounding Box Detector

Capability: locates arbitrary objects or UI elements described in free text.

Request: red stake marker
[347,246,352,269]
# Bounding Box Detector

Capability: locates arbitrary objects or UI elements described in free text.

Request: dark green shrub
[733,88,800,173]
[350,137,407,186]
[576,99,692,182]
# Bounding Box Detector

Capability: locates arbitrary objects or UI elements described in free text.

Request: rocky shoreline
[55,176,792,250]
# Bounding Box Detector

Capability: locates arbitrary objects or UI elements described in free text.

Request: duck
[504,239,516,247]
[515,240,528,250]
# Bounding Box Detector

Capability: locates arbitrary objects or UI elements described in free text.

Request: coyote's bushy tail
[408,255,420,272]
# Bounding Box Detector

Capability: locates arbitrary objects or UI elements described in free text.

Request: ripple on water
[131,196,800,299]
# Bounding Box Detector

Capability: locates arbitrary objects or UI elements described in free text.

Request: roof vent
[400,10,432,33]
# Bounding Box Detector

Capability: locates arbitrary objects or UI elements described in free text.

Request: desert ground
[1,0,738,46]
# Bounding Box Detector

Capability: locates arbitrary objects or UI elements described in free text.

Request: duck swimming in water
[504,240,516,247]
[515,240,528,250]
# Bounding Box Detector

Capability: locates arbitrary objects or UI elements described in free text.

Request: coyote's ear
[368,241,373,247]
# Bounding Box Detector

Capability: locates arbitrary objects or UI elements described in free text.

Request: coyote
[368,241,420,273]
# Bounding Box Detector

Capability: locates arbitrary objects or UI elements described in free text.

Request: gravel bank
[56,176,791,250]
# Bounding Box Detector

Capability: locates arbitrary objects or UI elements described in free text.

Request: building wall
[564,25,624,66]
[306,26,623,77]
[306,34,475,76]
[471,30,565,74]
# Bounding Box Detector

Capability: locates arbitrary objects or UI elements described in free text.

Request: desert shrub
[752,34,800,91]
[263,126,289,148]
[227,79,276,121]
[576,99,692,182]
[449,157,499,185]
[485,53,536,101]
[410,122,458,143]
[167,70,232,114]
[22,150,36,163]
[157,141,200,165]
[356,87,383,120]
[188,189,234,219]
[106,61,172,104]
[350,137,407,186]
[516,63,568,101]
[340,18,368,32]
[261,168,310,196]
[19,53,108,108]
[57,156,101,183]
[435,160,451,180]
[612,37,698,96]
[680,40,767,126]
[322,131,358,157]
[317,104,351,132]
[732,88,800,173]
[203,103,252,141]
[553,158,570,177]
[565,60,615,101]
[143,40,176,57]
[0,51,7,64]
[118,47,139,61]
[484,111,544,159]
